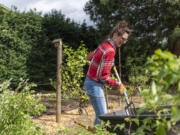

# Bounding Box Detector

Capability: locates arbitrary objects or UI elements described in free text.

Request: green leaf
[155,49,162,55]
[156,124,166,135]
[132,118,139,126]
[157,68,169,80]
[172,105,180,123]
[152,81,157,96]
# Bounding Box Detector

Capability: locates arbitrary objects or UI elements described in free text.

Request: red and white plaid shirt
[87,39,120,88]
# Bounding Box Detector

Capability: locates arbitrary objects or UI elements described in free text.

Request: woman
[84,20,131,127]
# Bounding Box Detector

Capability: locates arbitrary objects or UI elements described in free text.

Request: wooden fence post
[52,39,62,124]
[118,47,121,78]
[118,47,122,106]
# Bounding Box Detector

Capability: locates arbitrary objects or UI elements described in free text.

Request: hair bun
[119,20,128,28]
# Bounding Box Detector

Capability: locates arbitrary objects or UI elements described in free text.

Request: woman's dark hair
[108,20,131,38]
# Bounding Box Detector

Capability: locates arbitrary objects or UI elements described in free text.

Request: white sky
[0,0,93,25]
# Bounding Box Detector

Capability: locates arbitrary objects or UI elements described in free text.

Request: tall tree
[84,0,180,51]
[42,10,100,50]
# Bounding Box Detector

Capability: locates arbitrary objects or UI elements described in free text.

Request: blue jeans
[84,76,107,126]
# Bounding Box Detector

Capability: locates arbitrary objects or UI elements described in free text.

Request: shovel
[113,66,136,116]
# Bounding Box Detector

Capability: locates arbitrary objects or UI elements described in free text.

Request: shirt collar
[108,38,117,49]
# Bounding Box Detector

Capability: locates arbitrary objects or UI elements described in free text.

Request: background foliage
[0,8,48,85]
[0,8,100,90]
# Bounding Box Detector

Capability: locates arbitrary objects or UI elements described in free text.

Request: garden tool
[113,66,136,116]
[74,120,95,133]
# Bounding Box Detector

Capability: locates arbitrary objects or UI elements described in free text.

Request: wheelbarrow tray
[99,105,180,134]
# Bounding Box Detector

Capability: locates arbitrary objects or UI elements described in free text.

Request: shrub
[0,79,46,135]
[50,42,89,100]
[0,8,48,86]
[128,49,180,135]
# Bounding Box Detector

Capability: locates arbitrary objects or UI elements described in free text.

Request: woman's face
[113,32,129,47]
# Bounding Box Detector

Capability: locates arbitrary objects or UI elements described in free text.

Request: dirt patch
[33,91,143,134]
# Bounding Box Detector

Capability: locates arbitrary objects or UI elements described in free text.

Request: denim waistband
[84,76,104,97]
[84,76,103,87]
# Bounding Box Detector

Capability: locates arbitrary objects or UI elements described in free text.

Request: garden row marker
[53,39,62,124]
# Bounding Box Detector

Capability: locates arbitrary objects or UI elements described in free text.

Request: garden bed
[33,90,143,134]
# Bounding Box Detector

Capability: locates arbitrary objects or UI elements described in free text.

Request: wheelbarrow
[99,105,180,134]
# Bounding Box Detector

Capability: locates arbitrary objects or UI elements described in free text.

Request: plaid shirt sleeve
[86,50,96,61]
[98,50,120,88]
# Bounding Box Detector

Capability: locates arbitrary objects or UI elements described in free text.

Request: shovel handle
[113,66,130,105]
[123,91,130,105]
[113,66,121,83]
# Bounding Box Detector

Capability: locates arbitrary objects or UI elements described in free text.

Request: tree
[0,7,100,89]
[0,8,46,84]
[84,0,180,80]
[42,9,100,50]
[168,27,180,56]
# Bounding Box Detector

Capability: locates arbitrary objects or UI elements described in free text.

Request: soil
[32,90,143,135]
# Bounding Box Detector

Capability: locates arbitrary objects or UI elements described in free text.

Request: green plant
[111,49,180,135]
[0,8,49,86]
[145,49,180,134]
[133,49,180,134]
[0,79,46,135]
[50,42,90,100]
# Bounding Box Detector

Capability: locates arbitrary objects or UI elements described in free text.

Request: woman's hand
[117,83,126,94]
